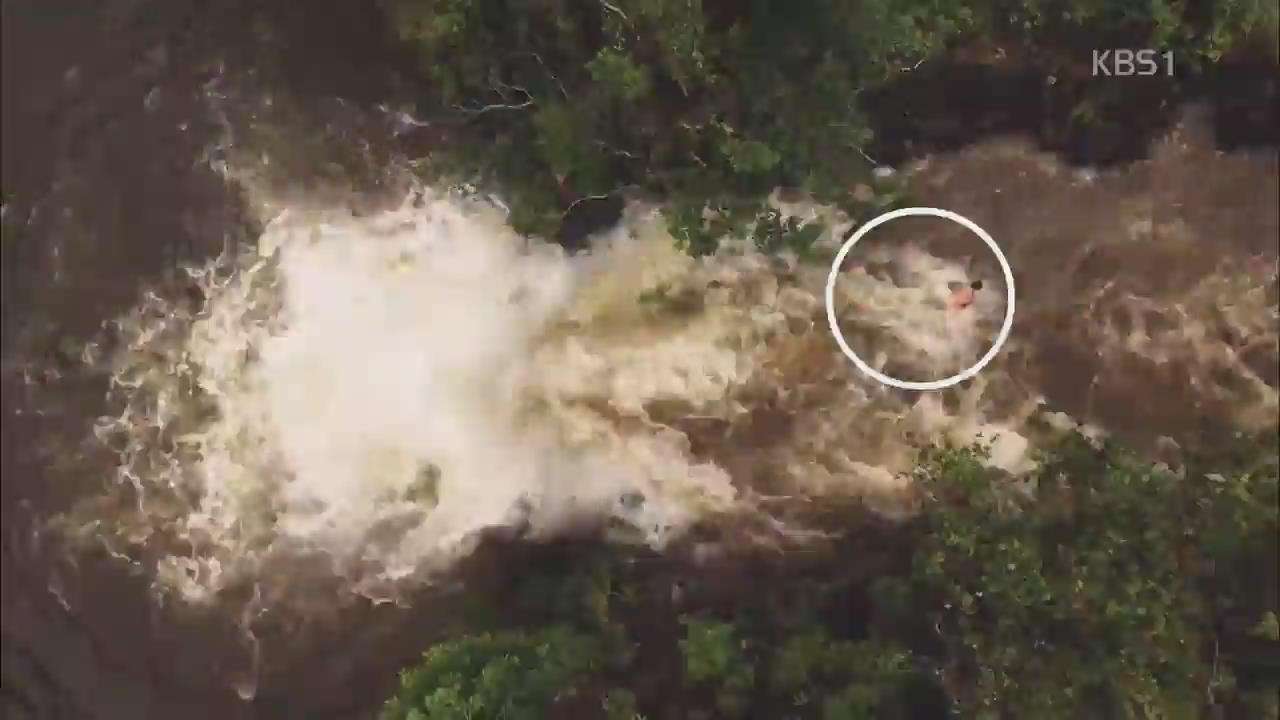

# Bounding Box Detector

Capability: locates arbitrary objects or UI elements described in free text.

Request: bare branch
[562,193,614,218]
[454,98,535,115]
[529,52,569,99]
[454,84,535,115]
[1207,637,1220,708]
[493,80,532,102]
[594,140,639,159]
[560,184,639,219]
[599,0,628,21]
[378,103,433,136]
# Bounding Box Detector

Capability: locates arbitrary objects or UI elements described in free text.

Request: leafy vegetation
[882,435,1279,718]
[379,0,1278,250]
[381,626,604,719]
[372,4,1278,718]
[770,630,915,719]
[382,432,1278,719]
[679,617,756,715]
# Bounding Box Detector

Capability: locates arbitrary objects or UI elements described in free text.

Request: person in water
[946,279,983,310]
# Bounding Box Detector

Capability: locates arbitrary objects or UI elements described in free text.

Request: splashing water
[834,241,1008,382]
[73,169,1277,606]
[73,187,1017,603]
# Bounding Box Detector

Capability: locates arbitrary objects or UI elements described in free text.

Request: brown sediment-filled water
[835,114,1279,441]
[3,3,1278,719]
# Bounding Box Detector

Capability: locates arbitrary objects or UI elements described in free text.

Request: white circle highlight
[824,207,1016,391]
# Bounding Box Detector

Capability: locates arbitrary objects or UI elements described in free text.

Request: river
[2,2,1277,719]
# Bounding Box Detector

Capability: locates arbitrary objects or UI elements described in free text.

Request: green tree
[380,626,603,720]
[381,0,971,246]
[679,616,757,716]
[382,0,1275,252]
[382,434,1277,719]
[882,435,1279,719]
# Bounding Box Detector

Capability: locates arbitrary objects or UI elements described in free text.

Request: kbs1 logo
[1092,49,1174,76]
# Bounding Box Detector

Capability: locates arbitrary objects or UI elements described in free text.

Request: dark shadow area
[558,194,626,251]
[1,2,455,718]
[865,49,1278,168]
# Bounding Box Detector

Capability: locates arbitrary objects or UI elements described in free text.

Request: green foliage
[978,0,1279,64]
[511,548,638,669]
[384,0,1270,252]
[772,629,914,719]
[382,433,1276,719]
[679,616,757,716]
[602,688,646,720]
[588,48,653,104]
[888,434,1280,719]
[753,210,825,259]
[380,626,603,720]
[383,0,971,243]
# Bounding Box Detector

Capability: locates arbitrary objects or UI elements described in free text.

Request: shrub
[381,0,972,246]
[381,433,1277,719]
[889,434,1279,719]
[381,0,1275,251]
[772,629,915,719]
[380,626,603,720]
[679,616,757,716]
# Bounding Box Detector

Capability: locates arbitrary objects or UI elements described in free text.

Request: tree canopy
[380,0,1278,249]
[381,435,1279,719]
[373,3,1279,717]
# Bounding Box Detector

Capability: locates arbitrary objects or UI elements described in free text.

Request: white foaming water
[834,242,1005,379]
[83,188,1037,603]
[80,182,1276,606]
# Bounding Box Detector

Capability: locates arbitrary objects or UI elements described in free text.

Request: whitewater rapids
[69,169,1276,605]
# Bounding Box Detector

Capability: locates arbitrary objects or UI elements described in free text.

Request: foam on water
[74,188,1024,603]
[73,177,1276,606]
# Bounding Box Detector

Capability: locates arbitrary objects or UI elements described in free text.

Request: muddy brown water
[2,4,446,718]
[2,3,1277,719]
[841,111,1279,441]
